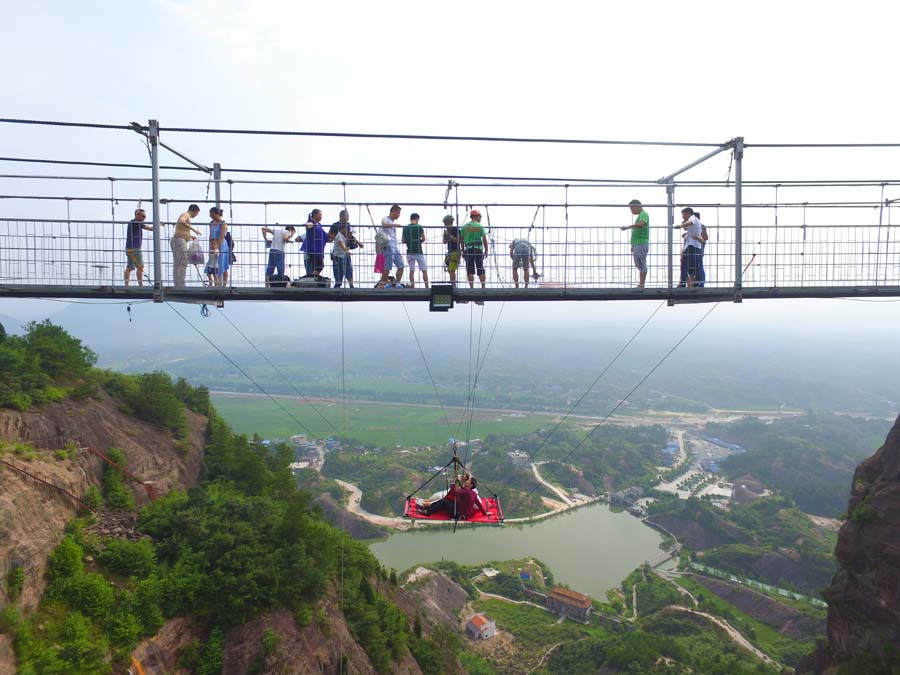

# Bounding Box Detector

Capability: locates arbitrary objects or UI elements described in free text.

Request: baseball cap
[470,209,482,217]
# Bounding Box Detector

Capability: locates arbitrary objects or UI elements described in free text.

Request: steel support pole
[666,181,675,305]
[734,137,744,302]
[150,120,163,302]
[213,162,221,209]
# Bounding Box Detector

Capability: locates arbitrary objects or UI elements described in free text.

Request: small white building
[466,614,496,640]
[508,451,530,468]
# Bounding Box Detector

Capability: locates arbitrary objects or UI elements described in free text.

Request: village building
[507,451,530,468]
[465,613,496,640]
[545,586,593,622]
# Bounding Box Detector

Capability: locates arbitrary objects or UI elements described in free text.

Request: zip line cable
[509,300,666,477]
[7,117,900,148]
[166,301,318,438]
[401,303,454,438]
[215,308,343,435]
[0,118,135,131]
[520,302,721,502]
[464,304,487,463]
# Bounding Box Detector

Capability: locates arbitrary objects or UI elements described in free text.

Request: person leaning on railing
[461,209,488,297]
[171,204,201,287]
[621,199,649,289]
[124,208,153,287]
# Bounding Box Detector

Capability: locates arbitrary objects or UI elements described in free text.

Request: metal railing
[1,217,897,294]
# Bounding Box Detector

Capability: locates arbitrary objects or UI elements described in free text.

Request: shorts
[684,245,701,278]
[125,248,143,270]
[205,252,219,275]
[464,249,485,276]
[631,244,648,273]
[385,244,405,269]
[511,253,529,270]
[446,250,460,273]
[407,253,427,271]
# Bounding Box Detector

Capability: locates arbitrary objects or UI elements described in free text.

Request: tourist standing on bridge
[509,237,540,288]
[124,208,153,287]
[678,207,703,287]
[302,209,328,276]
[621,199,649,288]
[462,210,488,296]
[331,222,354,288]
[380,204,405,285]
[442,214,461,286]
[678,210,708,288]
[328,210,362,252]
[207,207,231,287]
[261,223,296,286]
[171,204,201,287]
[402,212,429,288]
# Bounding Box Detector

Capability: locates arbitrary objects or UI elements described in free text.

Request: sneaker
[532,272,542,278]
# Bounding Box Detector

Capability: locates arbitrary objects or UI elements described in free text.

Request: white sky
[1,0,899,333]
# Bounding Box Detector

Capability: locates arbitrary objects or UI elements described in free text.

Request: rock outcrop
[797,414,900,673]
[0,392,206,610]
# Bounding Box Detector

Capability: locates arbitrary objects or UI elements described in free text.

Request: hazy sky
[1,0,899,336]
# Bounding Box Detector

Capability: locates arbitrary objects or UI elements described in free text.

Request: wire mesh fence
[1,217,897,291]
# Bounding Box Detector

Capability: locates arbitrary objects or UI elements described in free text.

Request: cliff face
[129,574,471,675]
[0,392,206,611]
[798,414,900,673]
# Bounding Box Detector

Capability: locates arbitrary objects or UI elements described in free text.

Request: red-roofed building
[545,586,593,622]
[466,613,496,640]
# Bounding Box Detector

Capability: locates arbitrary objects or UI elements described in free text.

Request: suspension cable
[506,300,666,482]
[215,307,342,435]
[401,303,454,437]
[521,302,720,502]
[166,302,319,437]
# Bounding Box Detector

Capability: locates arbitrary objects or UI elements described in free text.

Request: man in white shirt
[380,204,405,284]
[261,224,296,286]
[678,207,703,287]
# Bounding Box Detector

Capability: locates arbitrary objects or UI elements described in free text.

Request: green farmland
[211,392,564,447]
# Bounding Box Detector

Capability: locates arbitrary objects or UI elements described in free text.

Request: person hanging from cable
[462,209,489,301]
[621,199,649,289]
[418,473,488,520]
[509,237,540,288]
[207,207,230,287]
[124,208,153,287]
[442,214,461,286]
[171,204,201,288]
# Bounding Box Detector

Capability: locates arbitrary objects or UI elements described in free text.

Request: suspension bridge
[1,118,898,307]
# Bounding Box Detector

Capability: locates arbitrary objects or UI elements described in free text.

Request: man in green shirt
[461,209,489,293]
[621,199,649,288]
[401,213,429,288]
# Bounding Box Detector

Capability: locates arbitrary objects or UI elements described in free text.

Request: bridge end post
[733,137,744,303]
[150,119,164,303]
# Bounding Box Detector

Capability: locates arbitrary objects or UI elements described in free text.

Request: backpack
[700,226,708,243]
[224,231,237,263]
[269,274,290,288]
[292,274,330,288]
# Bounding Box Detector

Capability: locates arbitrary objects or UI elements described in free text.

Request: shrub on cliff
[0,320,97,410]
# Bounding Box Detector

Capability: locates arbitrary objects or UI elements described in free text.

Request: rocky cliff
[0,393,207,675]
[797,414,900,674]
[0,392,206,608]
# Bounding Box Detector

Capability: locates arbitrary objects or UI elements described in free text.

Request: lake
[369,502,663,598]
